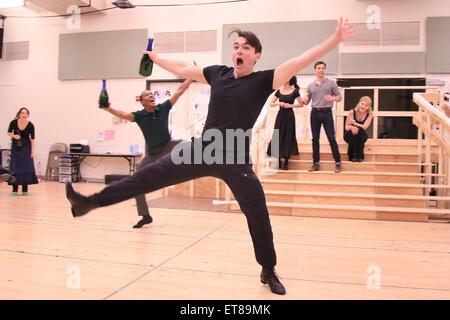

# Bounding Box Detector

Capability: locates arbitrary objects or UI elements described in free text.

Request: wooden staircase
[255,158,450,222]
[160,141,450,222]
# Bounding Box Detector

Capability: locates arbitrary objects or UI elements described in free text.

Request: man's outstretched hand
[335,17,355,42]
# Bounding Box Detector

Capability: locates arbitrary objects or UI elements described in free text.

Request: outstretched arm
[104,106,135,122]
[273,18,354,89]
[170,78,194,106]
[147,52,207,84]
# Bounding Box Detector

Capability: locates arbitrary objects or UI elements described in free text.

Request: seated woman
[267,76,304,170]
[344,96,373,162]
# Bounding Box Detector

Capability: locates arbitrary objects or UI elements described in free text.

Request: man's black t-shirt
[202,65,274,163]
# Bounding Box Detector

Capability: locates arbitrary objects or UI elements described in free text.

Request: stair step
[263,190,450,201]
[264,159,435,173]
[296,153,419,162]
[262,169,443,177]
[260,179,448,196]
[218,200,450,222]
[264,201,450,215]
[261,178,450,189]
[261,170,434,184]
[265,159,435,166]
[263,190,449,208]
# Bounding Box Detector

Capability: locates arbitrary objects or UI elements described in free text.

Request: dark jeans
[344,129,368,160]
[310,108,341,163]
[90,142,277,268]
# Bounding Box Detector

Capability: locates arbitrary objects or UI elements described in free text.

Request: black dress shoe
[65,183,98,217]
[260,267,286,295]
[133,216,153,228]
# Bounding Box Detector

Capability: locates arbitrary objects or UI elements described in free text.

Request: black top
[275,88,300,104]
[132,100,172,155]
[202,65,274,162]
[8,120,35,148]
[353,108,369,125]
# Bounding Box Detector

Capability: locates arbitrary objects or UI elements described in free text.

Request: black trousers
[310,108,341,163]
[135,140,182,217]
[344,129,368,160]
[90,142,277,268]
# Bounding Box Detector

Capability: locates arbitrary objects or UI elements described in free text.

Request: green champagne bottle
[99,79,109,109]
[139,37,154,77]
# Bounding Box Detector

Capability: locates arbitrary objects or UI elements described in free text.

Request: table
[67,152,142,180]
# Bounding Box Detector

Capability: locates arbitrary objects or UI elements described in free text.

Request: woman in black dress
[7,107,38,195]
[267,76,304,170]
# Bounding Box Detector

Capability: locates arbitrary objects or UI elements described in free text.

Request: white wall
[1,0,450,180]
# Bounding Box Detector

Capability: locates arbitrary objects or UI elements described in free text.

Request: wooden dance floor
[0,182,449,300]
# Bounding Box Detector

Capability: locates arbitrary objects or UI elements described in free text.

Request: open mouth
[236,58,244,67]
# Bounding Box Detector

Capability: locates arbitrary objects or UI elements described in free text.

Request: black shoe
[335,163,342,173]
[260,267,286,295]
[308,163,320,172]
[133,216,153,228]
[65,183,98,217]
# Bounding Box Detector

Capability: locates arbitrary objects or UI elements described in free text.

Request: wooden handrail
[413,92,450,129]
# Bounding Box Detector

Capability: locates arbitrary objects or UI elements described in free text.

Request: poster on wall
[190,86,210,115]
[152,88,173,105]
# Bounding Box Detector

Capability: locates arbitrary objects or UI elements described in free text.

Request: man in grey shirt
[303,61,342,173]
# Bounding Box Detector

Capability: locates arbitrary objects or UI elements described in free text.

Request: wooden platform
[0,181,449,299]
[161,138,450,222]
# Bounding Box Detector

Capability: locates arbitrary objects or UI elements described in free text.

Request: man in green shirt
[103,78,193,228]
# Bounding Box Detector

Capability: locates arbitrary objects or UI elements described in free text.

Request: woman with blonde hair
[344,96,373,162]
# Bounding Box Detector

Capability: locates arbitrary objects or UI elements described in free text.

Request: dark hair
[289,76,300,89]
[314,61,327,69]
[16,107,30,119]
[228,28,262,53]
